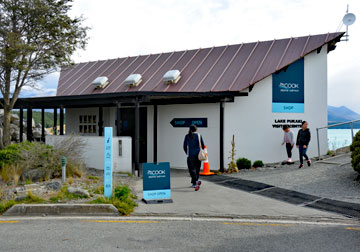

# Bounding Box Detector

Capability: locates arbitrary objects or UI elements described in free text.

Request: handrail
[316,119,360,160]
[317,119,360,129]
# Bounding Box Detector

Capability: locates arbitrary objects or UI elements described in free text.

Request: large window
[79,115,97,134]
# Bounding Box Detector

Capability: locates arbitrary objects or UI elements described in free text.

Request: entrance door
[119,107,147,163]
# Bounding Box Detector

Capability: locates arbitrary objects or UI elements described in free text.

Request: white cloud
[34,0,360,112]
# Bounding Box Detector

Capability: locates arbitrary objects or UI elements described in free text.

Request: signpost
[170,118,207,128]
[104,127,113,198]
[142,162,172,204]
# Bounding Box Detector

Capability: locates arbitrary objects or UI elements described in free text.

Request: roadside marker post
[61,156,67,184]
[104,127,113,198]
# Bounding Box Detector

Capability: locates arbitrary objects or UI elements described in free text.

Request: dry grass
[0,163,23,185]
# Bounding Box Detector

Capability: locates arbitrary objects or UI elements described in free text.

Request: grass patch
[92,185,104,195]
[0,191,46,215]
[88,176,100,180]
[55,186,88,200]
[89,185,137,215]
[0,200,16,215]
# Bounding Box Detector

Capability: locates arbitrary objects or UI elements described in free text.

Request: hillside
[328,106,360,129]
[12,111,64,128]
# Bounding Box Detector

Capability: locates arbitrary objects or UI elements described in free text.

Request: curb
[3,204,120,217]
[202,175,360,219]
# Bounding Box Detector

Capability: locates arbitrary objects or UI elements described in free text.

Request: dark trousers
[299,145,309,164]
[286,143,293,158]
[187,156,201,185]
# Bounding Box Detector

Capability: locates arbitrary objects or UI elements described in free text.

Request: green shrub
[350,131,360,174]
[253,160,264,168]
[236,158,252,169]
[0,139,85,183]
[89,185,137,215]
[0,200,15,215]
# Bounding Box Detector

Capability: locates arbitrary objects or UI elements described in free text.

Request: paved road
[0,217,359,252]
[227,154,360,204]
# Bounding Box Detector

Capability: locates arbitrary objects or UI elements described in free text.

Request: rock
[24,184,41,191]
[21,169,46,183]
[10,114,19,123]
[67,187,90,198]
[46,181,62,191]
[10,124,20,141]
[33,128,42,139]
[15,195,28,202]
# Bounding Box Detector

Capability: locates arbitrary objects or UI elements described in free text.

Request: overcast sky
[25,0,360,113]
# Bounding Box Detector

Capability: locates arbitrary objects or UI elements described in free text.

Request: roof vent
[125,74,142,87]
[163,70,181,84]
[92,76,109,89]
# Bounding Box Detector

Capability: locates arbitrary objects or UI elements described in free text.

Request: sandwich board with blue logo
[142,162,173,204]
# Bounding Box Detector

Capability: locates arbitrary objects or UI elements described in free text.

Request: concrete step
[3,204,119,216]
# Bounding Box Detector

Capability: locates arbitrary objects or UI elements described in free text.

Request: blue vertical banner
[272,58,304,113]
[104,127,113,198]
[143,162,171,201]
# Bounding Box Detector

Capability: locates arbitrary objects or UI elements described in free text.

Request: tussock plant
[89,185,137,216]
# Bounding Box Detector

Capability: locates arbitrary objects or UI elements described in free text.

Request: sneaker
[192,184,197,188]
[307,159,311,167]
[288,158,292,163]
[298,164,304,169]
[196,181,202,186]
[195,185,200,191]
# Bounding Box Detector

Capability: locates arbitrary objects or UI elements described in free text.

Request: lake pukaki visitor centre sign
[0,32,345,173]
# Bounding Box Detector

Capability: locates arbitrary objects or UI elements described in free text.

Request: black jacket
[296,128,311,146]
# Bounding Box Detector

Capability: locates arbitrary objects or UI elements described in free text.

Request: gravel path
[226,154,360,204]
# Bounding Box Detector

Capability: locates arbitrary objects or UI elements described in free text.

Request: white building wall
[151,103,220,169]
[46,135,132,173]
[224,48,328,164]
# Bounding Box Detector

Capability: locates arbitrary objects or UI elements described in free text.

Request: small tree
[227,135,239,173]
[350,131,360,175]
[0,0,88,147]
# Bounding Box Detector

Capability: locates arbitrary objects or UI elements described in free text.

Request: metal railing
[316,119,360,160]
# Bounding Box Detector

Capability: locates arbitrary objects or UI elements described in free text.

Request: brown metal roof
[57,32,344,96]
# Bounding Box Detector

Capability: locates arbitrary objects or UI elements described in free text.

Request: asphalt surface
[0,217,359,252]
[225,154,360,204]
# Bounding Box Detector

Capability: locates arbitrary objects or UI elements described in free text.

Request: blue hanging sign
[170,118,207,128]
[104,127,113,198]
[143,162,171,201]
[272,58,304,113]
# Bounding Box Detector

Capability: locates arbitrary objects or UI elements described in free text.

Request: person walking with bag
[183,125,205,191]
[296,121,311,169]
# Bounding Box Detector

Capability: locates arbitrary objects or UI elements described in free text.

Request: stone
[21,169,46,183]
[46,181,62,191]
[67,187,90,198]
[24,184,41,191]
[33,128,42,139]
[15,195,28,202]
[10,114,19,123]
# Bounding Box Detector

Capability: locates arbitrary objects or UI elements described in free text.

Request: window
[79,115,97,134]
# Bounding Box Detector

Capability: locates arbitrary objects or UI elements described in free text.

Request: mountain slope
[328,106,360,128]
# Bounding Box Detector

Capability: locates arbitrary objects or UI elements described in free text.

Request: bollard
[61,156,67,184]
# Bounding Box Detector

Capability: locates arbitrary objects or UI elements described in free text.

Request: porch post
[116,103,121,136]
[19,108,24,142]
[59,106,64,135]
[98,106,103,136]
[135,97,140,176]
[220,102,224,172]
[27,107,33,142]
[153,104,158,163]
[41,108,45,142]
[53,108,57,135]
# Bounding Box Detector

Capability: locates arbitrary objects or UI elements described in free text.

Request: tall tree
[0,0,88,147]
